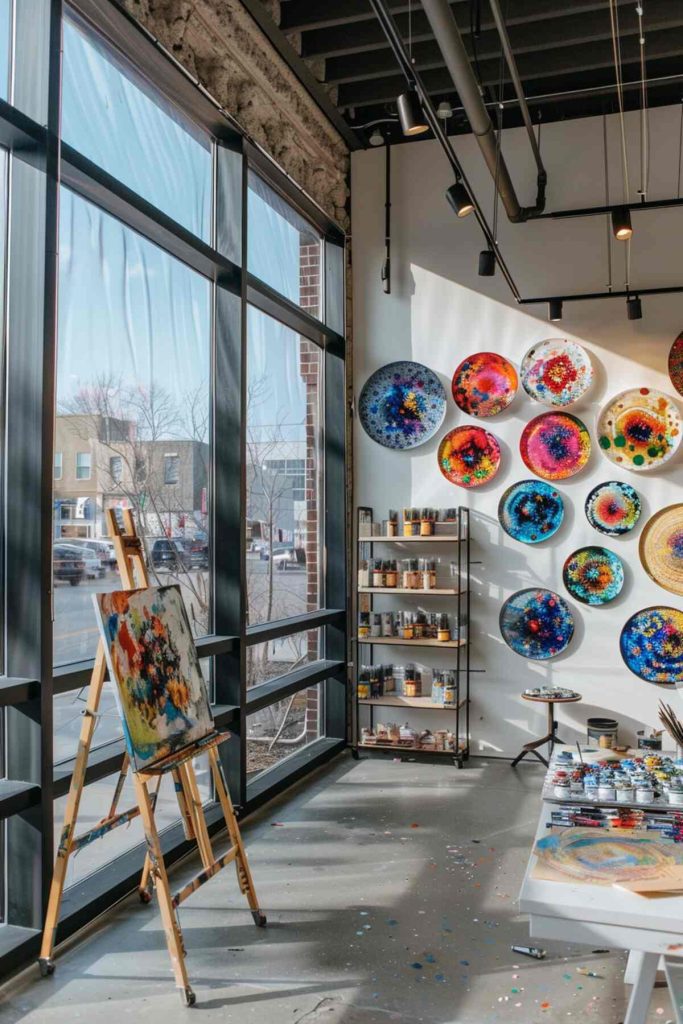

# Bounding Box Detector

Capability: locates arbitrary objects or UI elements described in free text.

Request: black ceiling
[258,0,683,148]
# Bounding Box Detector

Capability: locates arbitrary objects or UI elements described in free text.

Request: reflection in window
[247,627,321,690]
[248,173,322,318]
[164,453,180,485]
[62,13,212,240]
[54,452,63,480]
[0,0,9,102]
[246,685,323,780]
[54,189,212,669]
[246,306,322,626]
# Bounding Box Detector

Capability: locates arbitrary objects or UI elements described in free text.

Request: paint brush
[511,945,546,960]
[576,741,584,765]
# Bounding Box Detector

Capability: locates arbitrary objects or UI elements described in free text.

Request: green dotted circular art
[596,388,681,471]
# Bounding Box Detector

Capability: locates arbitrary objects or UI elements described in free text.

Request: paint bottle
[431,671,445,706]
[370,667,382,699]
[414,611,427,639]
[370,613,382,638]
[386,510,398,537]
[357,668,370,700]
[358,559,370,588]
[381,611,394,637]
[401,613,415,641]
[358,612,370,639]
[403,507,413,537]
[403,664,421,698]
[422,558,437,590]
[382,663,395,694]
[437,613,451,642]
[385,559,398,588]
[420,507,434,536]
[443,672,457,707]
[372,558,385,588]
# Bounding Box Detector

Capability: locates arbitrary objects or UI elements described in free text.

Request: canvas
[93,585,214,771]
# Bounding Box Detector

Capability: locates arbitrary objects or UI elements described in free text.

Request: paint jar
[387,510,398,536]
[402,559,417,589]
[381,612,394,637]
[420,508,435,536]
[370,669,383,699]
[443,672,457,707]
[413,611,427,640]
[598,734,614,750]
[372,559,385,588]
[615,783,634,803]
[358,612,370,638]
[587,717,618,746]
[370,613,382,638]
[357,669,370,700]
[403,508,413,537]
[443,508,458,523]
[437,613,451,642]
[431,671,445,706]
[401,613,414,641]
[635,782,654,804]
[382,664,395,694]
[403,664,421,698]
[385,560,398,588]
[597,782,616,802]
[668,782,683,806]
[569,773,584,795]
[421,558,437,590]
[358,559,370,588]
[553,780,570,799]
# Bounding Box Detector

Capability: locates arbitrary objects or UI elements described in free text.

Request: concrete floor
[0,754,676,1023]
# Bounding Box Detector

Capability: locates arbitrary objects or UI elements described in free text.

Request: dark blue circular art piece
[358,361,447,450]
[620,606,683,686]
[498,480,564,544]
[562,546,624,606]
[500,588,574,660]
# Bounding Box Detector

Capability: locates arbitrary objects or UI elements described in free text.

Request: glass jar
[414,611,427,639]
[403,664,422,698]
[358,559,370,588]
[370,613,382,637]
[357,669,370,700]
[358,612,370,638]
[401,612,414,640]
[372,558,385,588]
[443,672,457,707]
[421,558,437,590]
[370,669,382,699]
[387,510,398,537]
[385,559,398,588]
[431,671,444,706]
[382,663,395,694]
[437,613,451,642]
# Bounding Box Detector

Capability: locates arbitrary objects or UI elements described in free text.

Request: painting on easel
[93,585,214,772]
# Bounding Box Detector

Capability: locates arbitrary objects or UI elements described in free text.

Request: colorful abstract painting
[93,585,214,771]
[668,332,683,398]
[438,425,501,488]
[639,504,683,596]
[358,361,447,450]
[535,828,683,884]
[520,338,593,407]
[498,480,564,544]
[562,546,624,606]
[500,588,574,660]
[585,481,641,536]
[620,606,683,686]
[520,412,591,480]
[597,387,681,471]
[451,352,518,418]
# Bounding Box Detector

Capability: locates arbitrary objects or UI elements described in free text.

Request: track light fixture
[548,298,563,322]
[611,205,633,241]
[396,89,429,136]
[369,127,384,147]
[478,248,496,276]
[627,294,642,320]
[446,180,474,218]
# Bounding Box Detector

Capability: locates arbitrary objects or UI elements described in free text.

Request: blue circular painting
[562,546,624,606]
[620,606,683,686]
[498,480,564,544]
[358,361,447,450]
[500,588,574,660]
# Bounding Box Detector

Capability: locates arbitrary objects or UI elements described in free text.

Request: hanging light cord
[408,0,413,63]
[609,0,631,289]
[603,112,613,293]
[637,3,650,200]
[492,12,507,248]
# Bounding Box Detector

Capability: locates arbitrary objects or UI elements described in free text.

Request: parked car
[68,538,117,569]
[260,544,306,570]
[59,543,105,579]
[179,537,209,570]
[53,544,86,586]
[149,537,193,572]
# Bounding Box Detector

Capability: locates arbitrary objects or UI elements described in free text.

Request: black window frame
[0,0,347,979]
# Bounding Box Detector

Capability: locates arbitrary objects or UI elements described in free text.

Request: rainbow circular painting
[498,480,564,544]
[597,388,681,471]
[520,338,593,407]
[358,361,447,450]
[639,504,683,597]
[585,481,641,536]
[500,588,574,660]
[668,332,683,398]
[620,606,683,686]
[451,352,518,418]
[562,546,624,606]
[438,426,501,488]
[520,412,591,481]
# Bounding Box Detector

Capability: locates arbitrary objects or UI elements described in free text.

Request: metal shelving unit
[353,506,471,767]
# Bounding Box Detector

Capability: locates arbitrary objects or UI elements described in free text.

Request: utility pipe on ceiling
[421,0,546,223]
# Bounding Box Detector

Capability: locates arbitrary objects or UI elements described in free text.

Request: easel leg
[138,774,163,903]
[208,747,266,927]
[624,950,658,1024]
[133,773,196,1007]
[39,646,108,975]
[178,762,214,870]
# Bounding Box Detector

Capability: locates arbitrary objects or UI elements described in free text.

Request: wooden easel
[40,510,265,1006]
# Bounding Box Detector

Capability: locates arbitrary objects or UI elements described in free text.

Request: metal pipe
[536,196,683,220]
[520,284,683,305]
[382,142,391,294]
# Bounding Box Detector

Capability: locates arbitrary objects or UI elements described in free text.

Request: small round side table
[511,693,582,769]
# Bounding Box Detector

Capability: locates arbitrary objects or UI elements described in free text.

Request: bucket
[586,717,618,746]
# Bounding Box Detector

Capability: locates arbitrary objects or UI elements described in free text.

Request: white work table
[519,800,683,1024]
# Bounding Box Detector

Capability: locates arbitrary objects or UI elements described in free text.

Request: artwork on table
[437,425,501,488]
[584,481,642,536]
[668,332,683,398]
[620,606,683,686]
[358,360,447,450]
[93,585,214,771]
[597,387,681,471]
[451,351,518,418]
[499,588,574,660]
[639,504,683,596]
[562,546,624,606]
[498,480,564,544]
[520,338,593,407]
[520,411,591,481]
[535,828,683,884]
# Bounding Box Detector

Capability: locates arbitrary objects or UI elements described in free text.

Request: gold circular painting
[597,388,681,471]
[640,504,683,596]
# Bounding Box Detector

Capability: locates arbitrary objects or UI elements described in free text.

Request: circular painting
[620,606,683,686]
[438,426,501,488]
[451,352,518,418]
[597,388,681,471]
[562,546,624,606]
[639,504,683,596]
[500,588,574,660]
[520,338,593,407]
[668,333,683,398]
[520,412,591,480]
[358,361,447,450]
[585,481,642,536]
[498,480,564,544]
[535,830,683,883]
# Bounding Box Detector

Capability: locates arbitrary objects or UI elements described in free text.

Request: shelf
[358,741,467,755]
[359,534,463,543]
[358,586,465,596]
[359,696,466,711]
[356,636,465,648]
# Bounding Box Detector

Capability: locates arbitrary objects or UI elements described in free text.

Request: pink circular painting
[520,412,591,481]
[438,426,501,488]
[451,352,518,418]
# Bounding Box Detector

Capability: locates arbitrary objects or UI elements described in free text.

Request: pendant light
[397,89,428,136]
[548,298,563,322]
[611,205,633,241]
[478,248,496,276]
[627,293,642,320]
[446,180,474,218]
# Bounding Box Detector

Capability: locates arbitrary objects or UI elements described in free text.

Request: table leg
[664,958,683,1024]
[624,951,658,1024]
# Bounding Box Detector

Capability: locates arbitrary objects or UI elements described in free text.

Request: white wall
[351,103,683,757]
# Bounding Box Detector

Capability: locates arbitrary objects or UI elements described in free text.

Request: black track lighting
[627,294,642,320]
[397,89,428,136]
[611,205,633,241]
[446,181,474,218]
[478,248,496,276]
[548,298,563,322]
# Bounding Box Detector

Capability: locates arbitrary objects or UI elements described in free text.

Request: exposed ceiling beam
[281,0,466,33]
